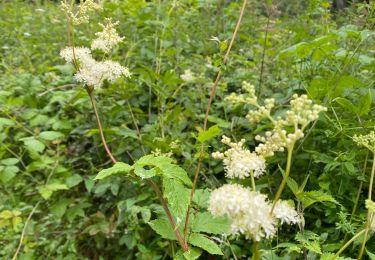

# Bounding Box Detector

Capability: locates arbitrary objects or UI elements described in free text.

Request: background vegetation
[0,0,375,259]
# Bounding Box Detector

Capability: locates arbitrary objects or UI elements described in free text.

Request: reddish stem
[183,0,248,246]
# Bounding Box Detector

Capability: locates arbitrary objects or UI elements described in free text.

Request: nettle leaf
[335,97,358,114]
[190,212,230,235]
[183,247,202,260]
[95,162,132,180]
[296,190,337,208]
[295,231,321,254]
[21,137,45,154]
[135,155,192,186]
[134,165,157,179]
[357,89,372,116]
[163,178,190,219]
[39,131,64,141]
[192,189,210,208]
[38,183,68,200]
[148,218,177,240]
[197,125,221,143]
[188,233,223,255]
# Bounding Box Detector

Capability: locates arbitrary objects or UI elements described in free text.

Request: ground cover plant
[1,0,375,259]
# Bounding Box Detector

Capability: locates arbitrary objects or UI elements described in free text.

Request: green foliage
[1,0,375,258]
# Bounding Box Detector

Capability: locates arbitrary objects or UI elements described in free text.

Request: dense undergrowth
[1,0,375,259]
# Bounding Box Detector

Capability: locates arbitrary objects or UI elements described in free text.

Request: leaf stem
[271,144,294,214]
[334,229,366,258]
[357,152,375,259]
[250,170,256,191]
[183,0,248,246]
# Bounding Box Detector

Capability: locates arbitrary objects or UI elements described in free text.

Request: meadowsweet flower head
[91,18,124,53]
[75,60,130,88]
[226,81,258,106]
[353,131,375,153]
[212,135,266,179]
[208,184,300,241]
[61,0,102,25]
[60,47,94,64]
[273,200,300,225]
[180,69,195,82]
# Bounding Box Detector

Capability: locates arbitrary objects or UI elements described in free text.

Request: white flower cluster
[180,69,195,82]
[212,136,266,179]
[61,0,102,25]
[60,47,130,88]
[208,184,300,241]
[225,84,327,157]
[353,131,375,153]
[91,18,124,53]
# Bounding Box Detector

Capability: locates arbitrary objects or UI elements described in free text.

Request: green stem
[250,170,256,191]
[271,144,294,214]
[357,152,375,259]
[252,241,261,260]
[334,229,366,258]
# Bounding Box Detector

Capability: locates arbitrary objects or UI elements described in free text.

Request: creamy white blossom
[208,184,300,241]
[60,47,130,88]
[61,0,102,25]
[91,18,124,53]
[273,200,300,225]
[212,135,266,179]
[353,131,375,153]
[180,69,195,82]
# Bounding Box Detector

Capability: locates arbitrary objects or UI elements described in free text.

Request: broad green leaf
[335,98,358,114]
[188,233,223,255]
[0,165,19,183]
[297,190,337,208]
[190,212,230,235]
[321,253,353,260]
[0,158,19,166]
[308,78,328,99]
[38,183,68,200]
[0,210,14,219]
[183,248,202,260]
[136,154,174,166]
[192,189,210,208]
[134,165,157,179]
[286,176,299,196]
[163,178,190,219]
[0,118,15,127]
[159,163,192,187]
[95,162,132,180]
[148,218,177,240]
[334,75,363,97]
[39,131,64,141]
[197,125,221,143]
[65,174,83,188]
[21,137,45,153]
[50,199,71,218]
[357,89,372,116]
[367,250,375,260]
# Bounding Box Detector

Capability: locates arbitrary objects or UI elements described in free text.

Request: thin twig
[183,0,248,246]
[38,84,76,97]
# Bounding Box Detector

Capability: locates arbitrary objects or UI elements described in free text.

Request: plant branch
[88,90,117,164]
[335,229,366,258]
[183,0,248,246]
[357,152,375,259]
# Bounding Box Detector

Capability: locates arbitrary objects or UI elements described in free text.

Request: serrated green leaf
[335,97,358,114]
[191,212,230,235]
[159,163,192,187]
[188,233,223,255]
[295,231,321,254]
[183,247,202,260]
[358,89,372,116]
[95,162,132,180]
[0,158,19,166]
[163,178,190,219]
[38,183,68,200]
[197,125,221,143]
[0,165,19,183]
[134,165,157,179]
[21,137,45,153]
[148,218,177,240]
[192,189,210,208]
[39,131,64,141]
[297,190,337,208]
[321,252,353,260]
[65,174,83,188]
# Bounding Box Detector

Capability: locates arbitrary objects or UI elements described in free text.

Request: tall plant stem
[183,0,248,246]
[343,152,369,243]
[271,144,294,213]
[334,229,366,258]
[357,152,375,259]
[87,91,188,251]
[250,170,256,191]
[252,241,260,260]
[257,9,270,96]
[88,91,117,164]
